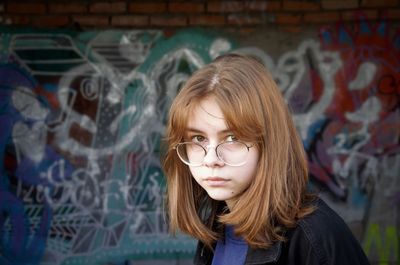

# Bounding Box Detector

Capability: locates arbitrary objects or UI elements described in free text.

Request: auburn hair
[162,53,315,250]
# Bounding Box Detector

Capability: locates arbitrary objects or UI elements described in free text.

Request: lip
[204,177,230,186]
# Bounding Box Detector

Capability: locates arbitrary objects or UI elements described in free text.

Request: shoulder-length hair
[162,53,315,250]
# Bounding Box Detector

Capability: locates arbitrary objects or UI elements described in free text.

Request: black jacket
[194,198,370,265]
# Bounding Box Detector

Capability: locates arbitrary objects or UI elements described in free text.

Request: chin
[206,190,233,202]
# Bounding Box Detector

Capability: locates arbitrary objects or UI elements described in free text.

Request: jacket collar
[245,240,283,264]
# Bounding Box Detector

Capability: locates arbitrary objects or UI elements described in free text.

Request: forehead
[186,97,229,134]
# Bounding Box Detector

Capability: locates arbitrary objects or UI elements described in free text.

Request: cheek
[246,150,259,172]
[240,151,259,182]
[188,166,202,181]
[239,164,257,183]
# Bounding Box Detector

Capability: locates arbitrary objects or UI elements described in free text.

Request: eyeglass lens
[176,142,249,166]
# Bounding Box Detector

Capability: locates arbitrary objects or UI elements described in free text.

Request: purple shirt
[211,225,248,265]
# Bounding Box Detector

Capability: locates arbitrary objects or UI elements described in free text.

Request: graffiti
[0,30,218,265]
[0,14,399,265]
[231,15,399,263]
[0,192,52,265]
[378,74,400,111]
[363,223,398,264]
[310,16,400,220]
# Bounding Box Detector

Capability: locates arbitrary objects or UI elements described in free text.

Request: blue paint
[303,117,328,150]
[394,34,400,50]
[0,191,29,262]
[350,185,368,208]
[16,146,75,187]
[360,19,372,35]
[376,21,386,37]
[338,27,353,45]
[0,63,37,89]
[0,115,13,180]
[0,192,52,265]
[320,30,333,45]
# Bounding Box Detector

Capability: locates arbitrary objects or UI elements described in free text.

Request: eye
[225,135,238,142]
[191,135,207,143]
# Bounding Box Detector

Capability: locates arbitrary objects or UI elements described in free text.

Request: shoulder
[298,198,352,239]
[285,197,370,265]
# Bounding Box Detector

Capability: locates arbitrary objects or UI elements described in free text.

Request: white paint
[12,86,49,120]
[281,40,341,140]
[12,121,47,163]
[345,96,381,124]
[209,38,231,59]
[348,62,377,90]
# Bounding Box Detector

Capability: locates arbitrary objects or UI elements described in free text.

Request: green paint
[363,223,399,264]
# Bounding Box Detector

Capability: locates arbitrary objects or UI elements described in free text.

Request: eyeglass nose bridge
[203,144,224,162]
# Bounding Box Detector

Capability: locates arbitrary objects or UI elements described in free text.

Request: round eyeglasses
[174,141,254,167]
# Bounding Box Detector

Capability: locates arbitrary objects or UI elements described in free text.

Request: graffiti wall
[0,17,399,265]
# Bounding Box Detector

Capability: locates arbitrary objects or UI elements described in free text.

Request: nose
[203,145,225,167]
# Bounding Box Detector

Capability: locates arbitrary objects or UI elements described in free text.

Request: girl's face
[185,97,259,209]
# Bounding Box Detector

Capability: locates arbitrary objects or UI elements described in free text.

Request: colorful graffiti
[0,30,214,265]
[364,224,398,264]
[0,15,399,265]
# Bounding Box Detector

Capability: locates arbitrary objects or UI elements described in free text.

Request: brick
[129,3,167,13]
[111,15,148,26]
[5,17,12,25]
[245,1,281,12]
[342,10,378,21]
[237,27,258,35]
[207,1,244,13]
[4,15,30,25]
[31,15,70,27]
[361,0,398,7]
[303,11,340,23]
[151,15,187,26]
[90,2,126,13]
[72,15,109,26]
[279,26,303,33]
[275,13,302,24]
[227,14,263,25]
[7,3,46,14]
[169,3,204,13]
[386,9,400,19]
[322,0,359,10]
[283,1,320,11]
[189,15,225,26]
[49,3,87,14]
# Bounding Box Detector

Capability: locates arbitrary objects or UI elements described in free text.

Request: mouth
[204,177,230,186]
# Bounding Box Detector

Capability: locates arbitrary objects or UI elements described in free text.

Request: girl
[162,54,370,265]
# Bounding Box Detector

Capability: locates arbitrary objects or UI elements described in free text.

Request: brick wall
[0,0,399,30]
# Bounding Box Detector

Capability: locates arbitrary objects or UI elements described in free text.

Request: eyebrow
[185,127,233,135]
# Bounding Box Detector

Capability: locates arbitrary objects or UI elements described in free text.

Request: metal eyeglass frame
[174,141,254,167]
